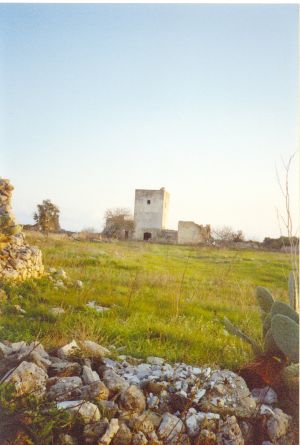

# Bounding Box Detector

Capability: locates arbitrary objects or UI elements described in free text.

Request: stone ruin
[0,178,44,281]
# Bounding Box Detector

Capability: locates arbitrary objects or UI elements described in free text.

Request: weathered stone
[132,432,148,445]
[103,368,129,395]
[147,356,164,366]
[216,416,244,445]
[251,387,278,405]
[119,385,146,414]
[48,358,82,377]
[200,370,256,418]
[158,413,185,443]
[80,340,110,358]
[57,340,81,359]
[58,434,79,445]
[83,420,109,444]
[4,361,47,397]
[266,408,291,442]
[82,365,100,384]
[47,376,82,401]
[80,381,109,401]
[111,423,132,445]
[98,418,119,445]
[50,307,66,316]
[57,400,101,424]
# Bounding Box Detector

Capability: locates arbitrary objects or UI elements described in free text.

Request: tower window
[147,199,151,205]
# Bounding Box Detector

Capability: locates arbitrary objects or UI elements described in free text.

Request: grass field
[0,232,292,369]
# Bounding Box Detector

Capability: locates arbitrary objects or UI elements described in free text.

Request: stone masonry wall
[0,178,44,281]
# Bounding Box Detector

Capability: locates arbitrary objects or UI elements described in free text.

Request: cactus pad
[256,286,274,313]
[271,314,299,363]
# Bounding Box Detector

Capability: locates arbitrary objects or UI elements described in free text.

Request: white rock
[74,280,83,288]
[146,356,164,366]
[158,413,185,442]
[80,340,110,358]
[4,361,47,397]
[251,387,278,405]
[99,418,119,445]
[194,388,206,402]
[57,400,100,424]
[266,408,291,442]
[50,307,65,316]
[57,340,80,359]
[82,365,100,385]
[0,341,12,357]
[48,376,82,401]
[11,341,27,353]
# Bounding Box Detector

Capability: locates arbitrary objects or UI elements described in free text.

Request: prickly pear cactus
[256,286,274,313]
[270,301,299,324]
[271,314,299,363]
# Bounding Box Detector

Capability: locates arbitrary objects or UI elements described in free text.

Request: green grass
[0,232,293,369]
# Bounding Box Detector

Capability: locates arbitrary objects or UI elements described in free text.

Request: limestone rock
[57,400,100,424]
[4,361,47,397]
[80,381,109,401]
[48,358,81,377]
[111,423,132,445]
[83,420,109,444]
[200,370,256,418]
[99,418,119,445]
[47,376,82,401]
[266,408,291,442]
[132,432,148,445]
[82,365,100,384]
[119,385,146,414]
[57,340,81,359]
[216,416,244,445]
[103,368,129,395]
[158,413,185,443]
[80,340,110,358]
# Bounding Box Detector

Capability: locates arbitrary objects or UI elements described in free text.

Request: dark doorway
[124,231,129,240]
[143,232,152,241]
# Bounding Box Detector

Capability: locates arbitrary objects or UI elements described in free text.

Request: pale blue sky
[0,4,298,240]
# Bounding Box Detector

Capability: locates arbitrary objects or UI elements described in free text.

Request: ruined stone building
[133,188,211,244]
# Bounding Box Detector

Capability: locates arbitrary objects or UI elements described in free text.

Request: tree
[212,226,245,243]
[33,200,60,234]
[102,208,134,239]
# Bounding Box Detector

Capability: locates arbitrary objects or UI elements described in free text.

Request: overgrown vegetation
[0,232,293,369]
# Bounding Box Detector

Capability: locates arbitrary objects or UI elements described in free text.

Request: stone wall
[0,178,44,281]
[178,221,211,245]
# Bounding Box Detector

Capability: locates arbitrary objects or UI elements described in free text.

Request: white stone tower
[133,188,170,240]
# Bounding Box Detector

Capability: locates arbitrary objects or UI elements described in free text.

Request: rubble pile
[0,339,297,445]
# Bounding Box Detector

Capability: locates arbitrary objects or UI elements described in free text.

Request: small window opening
[144,232,152,241]
[147,199,151,205]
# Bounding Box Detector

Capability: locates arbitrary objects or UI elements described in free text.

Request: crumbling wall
[178,221,211,245]
[0,179,44,281]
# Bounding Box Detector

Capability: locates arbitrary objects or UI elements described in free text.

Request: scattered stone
[147,356,164,366]
[74,280,83,288]
[86,301,110,313]
[49,307,65,316]
[13,304,26,314]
